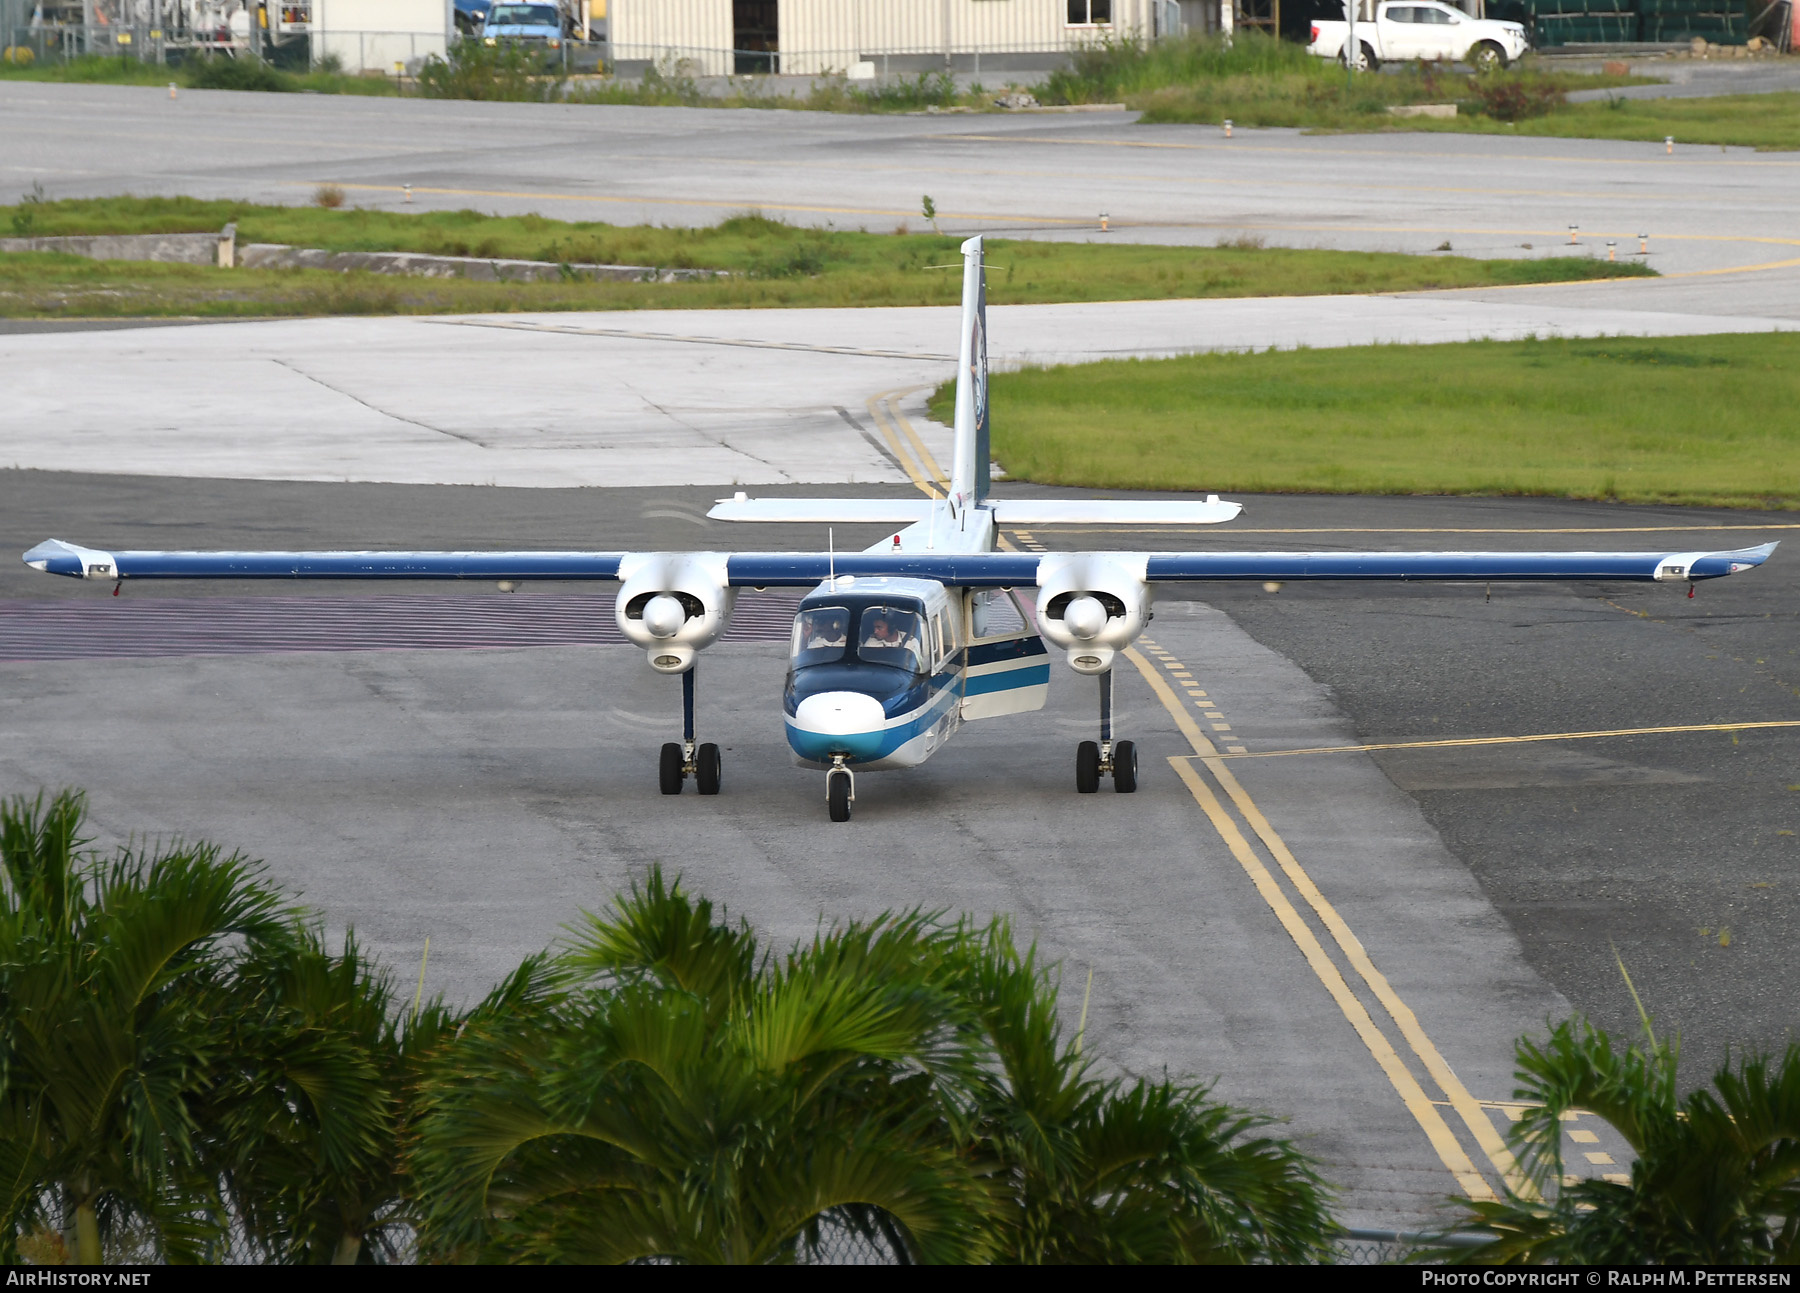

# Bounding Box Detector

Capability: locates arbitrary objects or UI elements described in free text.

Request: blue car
[481,2,563,46]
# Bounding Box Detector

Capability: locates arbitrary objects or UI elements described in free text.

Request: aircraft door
[961,589,1051,721]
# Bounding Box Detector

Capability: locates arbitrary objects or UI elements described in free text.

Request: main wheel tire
[696,742,722,795]
[659,742,684,795]
[827,771,852,823]
[1112,740,1139,793]
[1076,741,1101,794]
[1469,40,1506,70]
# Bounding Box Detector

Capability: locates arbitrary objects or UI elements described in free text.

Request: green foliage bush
[1450,1017,1800,1264]
[1043,29,1317,104]
[417,39,563,102]
[184,54,294,93]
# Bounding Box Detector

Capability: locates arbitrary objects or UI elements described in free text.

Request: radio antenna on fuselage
[829,526,835,585]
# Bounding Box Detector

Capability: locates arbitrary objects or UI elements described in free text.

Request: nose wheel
[659,666,722,796]
[1076,671,1138,794]
[827,759,854,823]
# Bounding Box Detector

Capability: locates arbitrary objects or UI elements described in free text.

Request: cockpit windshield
[792,607,851,668]
[856,604,926,673]
[789,602,927,674]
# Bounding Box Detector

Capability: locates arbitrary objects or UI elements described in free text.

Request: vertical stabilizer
[950,235,990,510]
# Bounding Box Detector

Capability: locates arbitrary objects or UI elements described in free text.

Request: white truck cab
[1308,0,1530,70]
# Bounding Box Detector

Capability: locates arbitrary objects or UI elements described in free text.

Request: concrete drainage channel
[0,226,730,284]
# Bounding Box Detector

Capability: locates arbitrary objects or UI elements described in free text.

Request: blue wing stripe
[25,545,625,581]
[1145,544,1779,584]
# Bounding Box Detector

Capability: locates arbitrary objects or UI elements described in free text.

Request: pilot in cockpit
[863,613,916,652]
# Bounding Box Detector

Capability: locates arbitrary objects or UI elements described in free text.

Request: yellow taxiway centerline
[1207,719,1800,762]
[865,388,942,498]
[1130,645,1532,1199]
[1164,756,1498,1201]
[878,388,953,491]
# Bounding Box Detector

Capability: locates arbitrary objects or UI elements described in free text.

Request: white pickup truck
[1308,1,1530,70]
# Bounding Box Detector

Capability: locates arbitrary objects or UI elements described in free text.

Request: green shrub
[184,54,294,92]
[417,39,563,102]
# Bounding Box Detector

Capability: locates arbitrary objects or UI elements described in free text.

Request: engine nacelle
[1035,553,1151,676]
[614,553,737,674]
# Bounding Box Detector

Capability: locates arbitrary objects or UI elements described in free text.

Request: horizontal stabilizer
[989,497,1242,527]
[707,495,935,524]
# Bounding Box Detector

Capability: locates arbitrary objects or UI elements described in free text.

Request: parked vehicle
[481,2,563,47]
[1308,1,1529,70]
[454,0,493,35]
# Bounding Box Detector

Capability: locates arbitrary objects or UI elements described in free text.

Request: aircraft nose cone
[792,691,886,760]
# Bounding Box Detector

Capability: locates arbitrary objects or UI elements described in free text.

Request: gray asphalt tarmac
[6,79,1798,286]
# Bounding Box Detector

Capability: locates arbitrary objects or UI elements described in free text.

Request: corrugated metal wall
[614,1,1154,76]
[611,0,733,73]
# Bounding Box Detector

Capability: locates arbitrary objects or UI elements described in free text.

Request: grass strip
[1043,31,1799,152]
[0,50,398,95]
[0,198,1651,318]
[929,332,1800,509]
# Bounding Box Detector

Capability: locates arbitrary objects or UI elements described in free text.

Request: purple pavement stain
[0,592,801,662]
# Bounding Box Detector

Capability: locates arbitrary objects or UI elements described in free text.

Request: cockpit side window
[792,606,850,667]
[856,604,926,674]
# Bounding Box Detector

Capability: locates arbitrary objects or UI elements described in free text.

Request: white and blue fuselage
[783,576,1052,770]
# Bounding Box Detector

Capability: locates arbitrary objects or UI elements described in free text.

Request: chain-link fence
[0,22,456,72]
[23,1216,1484,1265]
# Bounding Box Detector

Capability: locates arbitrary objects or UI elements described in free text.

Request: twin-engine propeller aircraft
[23,238,1778,821]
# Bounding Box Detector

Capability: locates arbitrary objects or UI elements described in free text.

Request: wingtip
[22,539,69,572]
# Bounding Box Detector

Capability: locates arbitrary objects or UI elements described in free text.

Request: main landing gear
[659,665,722,796]
[1076,669,1138,795]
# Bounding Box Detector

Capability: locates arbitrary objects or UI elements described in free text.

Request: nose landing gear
[659,665,722,796]
[827,756,855,823]
[1076,670,1138,794]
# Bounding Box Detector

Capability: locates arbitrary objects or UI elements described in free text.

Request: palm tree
[199,928,451,1264]
[409,869,1335,1264]
[1450,1016,1800,1264]
[410,872,997,1263]
[944,921,1336,1264]
[0,789,296,1264]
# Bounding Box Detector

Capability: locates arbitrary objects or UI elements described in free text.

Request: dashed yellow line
[1210,719,1800,761]
[1131,645,1533,1199]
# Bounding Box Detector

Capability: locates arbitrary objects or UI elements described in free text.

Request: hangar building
[610,0,1224,76]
